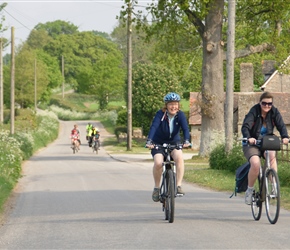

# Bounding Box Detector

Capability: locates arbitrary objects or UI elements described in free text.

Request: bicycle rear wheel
[251,176,262,221]
[165,169,175,223]
[265,169,280,224]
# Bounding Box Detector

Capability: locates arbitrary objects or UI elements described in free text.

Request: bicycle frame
[159,150,177,202]
[243,138,281,224]
[153,143,182,223]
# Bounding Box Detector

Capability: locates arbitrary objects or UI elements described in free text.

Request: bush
[0,110,59,211]
[114,126,127,138]
[278,162,290,187]
[209,143,245,172]
[116,109,127,126]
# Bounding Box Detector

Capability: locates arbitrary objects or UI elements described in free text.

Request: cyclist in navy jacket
[146,92,191,202]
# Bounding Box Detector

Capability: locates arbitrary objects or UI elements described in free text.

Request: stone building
[189,60,290,150]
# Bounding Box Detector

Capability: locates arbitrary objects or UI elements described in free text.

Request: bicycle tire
[165,169,175,223]
[265,169,280,224]
[251,175,262,221]
[163,171,169,221]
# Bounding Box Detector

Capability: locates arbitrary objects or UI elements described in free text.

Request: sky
[1,0,152,53]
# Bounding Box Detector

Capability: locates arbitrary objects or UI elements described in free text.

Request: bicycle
[72,140,79,154]
[242,137,281,224]
[152,143,184,223]
[92,139,100,154]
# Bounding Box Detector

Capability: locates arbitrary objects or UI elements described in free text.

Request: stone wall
[240,63,254,92]
[189,59,290,150]
[189,92,290,150]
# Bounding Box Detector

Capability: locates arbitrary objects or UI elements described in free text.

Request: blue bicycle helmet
[164,92,181,103]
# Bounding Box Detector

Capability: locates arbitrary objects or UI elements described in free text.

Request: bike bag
[261,135,281,151]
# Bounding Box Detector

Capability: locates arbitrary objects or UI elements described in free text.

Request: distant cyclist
[88,126,97,147]
[145,92,191,202]
[72,124,81,145]
[86,122,93,141]
[92,129,101,149]
[70,129,80,151]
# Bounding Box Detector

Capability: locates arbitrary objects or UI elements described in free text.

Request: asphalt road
[0,121,290,249]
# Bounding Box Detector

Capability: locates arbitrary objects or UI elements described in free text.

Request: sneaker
[245,189,253,205]
[152,188,160,202]
[177,186,185,195]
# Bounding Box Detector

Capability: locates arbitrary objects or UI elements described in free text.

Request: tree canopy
[131,62,182,135]
[122,0,290,155]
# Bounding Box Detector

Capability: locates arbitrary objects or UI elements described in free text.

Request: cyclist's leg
[248,155,260,186]
[268,150,277,172]
[76,140,80,150]
[171,149,184,187]
[243,145,261,187]
[243,145,261,204]
[153,153,163,187]
[151,152,163,202]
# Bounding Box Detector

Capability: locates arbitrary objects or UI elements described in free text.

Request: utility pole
[0,38,3,123]
[10,27,15,135]
[34,58,37,111]
[62,55,64,99]
[127,1,132,151]
[225,0,236,152]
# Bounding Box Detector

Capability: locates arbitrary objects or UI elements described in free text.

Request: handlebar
[153,143,184,150]
[145,143,186,150]
[240,138,261,145]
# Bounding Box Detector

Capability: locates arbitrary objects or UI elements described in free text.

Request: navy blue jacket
[241,103,289,139]
[147,110,190,144]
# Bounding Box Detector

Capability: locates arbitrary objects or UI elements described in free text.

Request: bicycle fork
[160,162,177,203]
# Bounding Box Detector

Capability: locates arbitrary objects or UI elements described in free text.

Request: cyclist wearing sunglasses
[241,92,289,205]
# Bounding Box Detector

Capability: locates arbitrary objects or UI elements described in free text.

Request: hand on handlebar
[183,140,191,148]
[183,143,191,148]
[282,138,289,145]
[248,137,257,145]
[145,139,154,149]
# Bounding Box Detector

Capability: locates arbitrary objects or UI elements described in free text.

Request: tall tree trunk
[199,0,225,157]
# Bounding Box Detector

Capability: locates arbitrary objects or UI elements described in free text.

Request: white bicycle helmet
[164,92,181,103]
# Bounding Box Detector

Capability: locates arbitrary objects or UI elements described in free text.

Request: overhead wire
[2,8,32,32]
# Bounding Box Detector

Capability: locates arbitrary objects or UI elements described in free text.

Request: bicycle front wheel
[251,176,262,221]
[165,169,175,223]
[265,169,280,224]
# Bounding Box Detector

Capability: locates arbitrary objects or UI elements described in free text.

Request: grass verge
[184,157,290,211]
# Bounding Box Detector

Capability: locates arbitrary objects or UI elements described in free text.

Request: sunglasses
[261,101,273,107]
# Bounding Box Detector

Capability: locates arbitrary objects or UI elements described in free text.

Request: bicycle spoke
[265,169,280,224]
[251,190,262,221]
[251,176,262,221]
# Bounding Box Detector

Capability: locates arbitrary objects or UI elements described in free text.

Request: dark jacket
[147,110,190,144]
[241,103,289,139]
